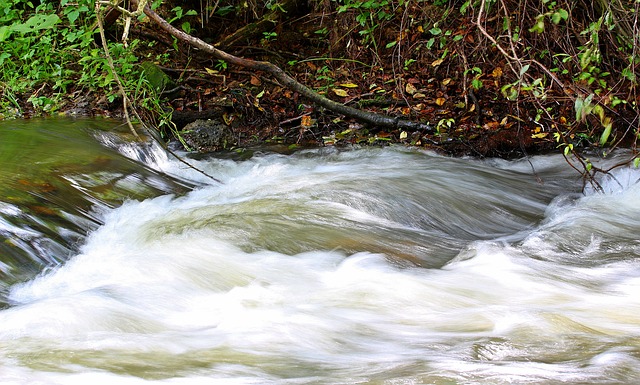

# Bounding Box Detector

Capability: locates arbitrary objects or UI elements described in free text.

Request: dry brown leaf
[250,76,262,86]
[483,121,500,130]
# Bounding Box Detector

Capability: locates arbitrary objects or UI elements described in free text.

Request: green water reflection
[0,117,190,300]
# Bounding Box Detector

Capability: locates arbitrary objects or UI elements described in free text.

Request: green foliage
[335,0,405,50]
[0,0,167,121]
[0,0,94,96]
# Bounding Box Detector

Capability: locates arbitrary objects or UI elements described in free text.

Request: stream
[1,118,640,384]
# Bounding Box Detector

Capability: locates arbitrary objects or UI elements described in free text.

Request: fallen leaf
[333,88,348,97]
[431,58,444,67]
[442,78,452,86]
[301,115,313,127]
[492,67,503,78]
[405,83,417,95]
[531,132,549,139]
[250,76,262,86]
[223,113,234,125]
[413,92,426,99]
[340,82,359,88]
[400,131,408,139]
[435,97,445,106]
[483,121,500,130]
[205,67,219,75]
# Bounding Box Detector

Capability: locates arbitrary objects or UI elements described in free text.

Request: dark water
[2,118,640,384]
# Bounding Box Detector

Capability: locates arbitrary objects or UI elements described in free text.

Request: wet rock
[181,119,235,152]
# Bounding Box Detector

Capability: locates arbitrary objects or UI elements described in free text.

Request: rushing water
[1,118,640,384]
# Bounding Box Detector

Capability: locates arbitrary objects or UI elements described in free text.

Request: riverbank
[3,0,639,160]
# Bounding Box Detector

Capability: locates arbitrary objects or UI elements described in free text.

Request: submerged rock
[181,119,235,152]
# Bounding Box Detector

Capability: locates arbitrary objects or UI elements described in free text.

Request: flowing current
[1,118,640,384]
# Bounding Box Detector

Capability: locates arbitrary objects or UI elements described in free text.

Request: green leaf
[599,120,612,146]
[551,9,568,24]
[11,14,60,34]
[529,15,545,33]
[574,97,584,121]
[622,67,636,82]
[460,0,471,14]
[0,25,11,42]
[66,9,80,24]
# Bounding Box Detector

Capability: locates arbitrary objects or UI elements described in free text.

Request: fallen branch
[133,0,432,133]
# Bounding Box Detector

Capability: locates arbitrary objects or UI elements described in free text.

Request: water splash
[2,128,640,383]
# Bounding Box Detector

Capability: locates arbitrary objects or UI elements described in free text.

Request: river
[1,118,639,384]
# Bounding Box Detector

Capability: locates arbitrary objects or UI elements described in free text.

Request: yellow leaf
[442,78,452,86]
[492,67,503,78]
[531,132,549,139]
[301,115,313,127]
[405,83,417,95]
[400,131,408,139]
[340,82,359,88]
[435,97,445,106]
[431,58,444,67]
[333,88,349,97]
[205,67,219,75]
[417,25,424,33]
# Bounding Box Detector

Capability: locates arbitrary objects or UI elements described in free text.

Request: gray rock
[181,119,235,152]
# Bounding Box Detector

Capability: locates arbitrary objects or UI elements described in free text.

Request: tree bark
[132,0,432,133]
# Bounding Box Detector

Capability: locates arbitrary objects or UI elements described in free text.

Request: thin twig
[95,2,140,139]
